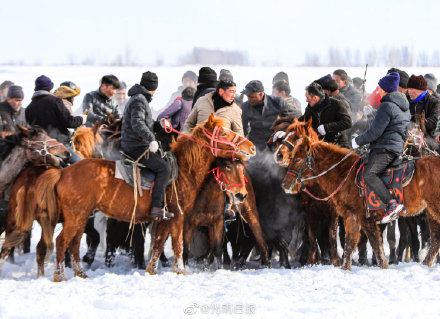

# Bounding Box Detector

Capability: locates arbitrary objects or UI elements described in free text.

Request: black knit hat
[407,75,428,91]
[0,80,13,90]
[140,71,158,91]
[35,75,54,91]
[198,67,217,84]
[315,74,338,92]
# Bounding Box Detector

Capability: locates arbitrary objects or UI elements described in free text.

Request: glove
[149,141,159,153]
[317,125,326,135]
[273,131,286,142]
[352,137,359,149]
[80,114,88,125]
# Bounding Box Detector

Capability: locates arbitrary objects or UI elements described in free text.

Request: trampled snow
[0,222,439,319]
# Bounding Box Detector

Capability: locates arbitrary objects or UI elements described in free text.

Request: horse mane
[72,125,102,159]
[286,119,319,141]
[270,115,296,131]
[170,116,227,169]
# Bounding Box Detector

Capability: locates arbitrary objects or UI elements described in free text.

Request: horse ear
[307,118,313,129]
[207,113,215,128]
[16,125,29,136]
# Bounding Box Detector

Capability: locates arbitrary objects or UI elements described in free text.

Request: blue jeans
[64,144,82,164]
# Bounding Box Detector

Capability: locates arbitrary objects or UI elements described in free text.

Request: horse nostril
[64,151,71,158]
[277,152,283,161]
[235,192,246,202]
[250,146,256,154]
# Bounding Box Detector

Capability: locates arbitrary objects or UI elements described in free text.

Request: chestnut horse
[281,133,440,270]
[183,158,269,268]
[36,114,256,281]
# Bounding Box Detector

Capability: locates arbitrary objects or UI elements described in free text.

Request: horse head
[72,122,104,159]
[281,135,314,194]
[209,158,248,205]
[17,126,71,167]
[172,114,256,161]
[274,118,317,167]
[266,115,296,152]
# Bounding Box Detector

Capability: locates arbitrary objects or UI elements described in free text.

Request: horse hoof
[332,259,342,267]
[74,270,89,279]
[146,265,157,275]
[53,273,66,282]
[174,268,188,275]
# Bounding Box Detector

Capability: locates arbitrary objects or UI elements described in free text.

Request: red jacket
[367,86,381,109]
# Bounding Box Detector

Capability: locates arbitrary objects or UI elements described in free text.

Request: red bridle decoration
[207,167,248,192]
[162,118,248,160]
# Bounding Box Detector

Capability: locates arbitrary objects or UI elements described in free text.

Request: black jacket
[300,94,352,148]
[356,92,410,154]
[121,84,155,151]
[408,93,440,138]
[242,94,301,151]
[0,101,26,134]
[81,89,120,126]
[25,91,83,144]
[340,84,362,114]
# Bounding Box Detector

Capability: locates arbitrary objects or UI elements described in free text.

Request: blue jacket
[355,91,410,154]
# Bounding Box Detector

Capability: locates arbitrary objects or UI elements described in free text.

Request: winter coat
[192,84,216,107]
[81,89,120,126]
[121,84,155,151]
[157,98,192,131]
[340,83,362,114]
[242,94,301,150]
[0,101,26,134]
[183,91,243,135]
[285,95,302,111]
[355,91,410,154]
[299,94,352,148]
[25,91,83,144]
[408,93,440,138]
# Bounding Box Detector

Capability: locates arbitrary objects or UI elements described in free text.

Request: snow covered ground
[2,65,440,318]
[0,222,440,319]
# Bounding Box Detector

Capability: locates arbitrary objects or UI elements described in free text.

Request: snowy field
[0,222,440,319]
[2,66,440,318]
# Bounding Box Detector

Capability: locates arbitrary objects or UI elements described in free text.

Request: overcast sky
[1,0,439,66]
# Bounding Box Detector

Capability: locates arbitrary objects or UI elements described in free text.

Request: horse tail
[36,168,62,226]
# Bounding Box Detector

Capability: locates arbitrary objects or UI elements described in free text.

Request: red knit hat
[407,75,428,91]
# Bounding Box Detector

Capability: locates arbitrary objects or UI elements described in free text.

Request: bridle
[207,166,248,192]
[162,119,251,160]
[283,136,358,201]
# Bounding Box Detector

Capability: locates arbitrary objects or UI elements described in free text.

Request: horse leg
[208,220,224,269]
[54,222,80,282]
[23,230,31,254]
[357,230,368,265]
[170,218,187,275]
[387,221,397,264]
[361,219,388,269]
[183,224,196,265]
[146,223,169,275]
[408,217,420,262]
[306,220,318,265]
[36,215,55,277]
[329,212,341,266]
[244,218,270,267]
[132,224,146,270]
[70,223,88,279]
[422,210,440,267]
[397,218,408,263]
[341,215,362,271]
[82,215,99,266]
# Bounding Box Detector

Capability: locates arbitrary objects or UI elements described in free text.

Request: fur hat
[54,85,81,99]
[407,75,428,91]
[140,71,158,91]
[7,85,24,99]
[315,74,338,92]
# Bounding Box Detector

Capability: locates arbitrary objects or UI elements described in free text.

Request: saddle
[355,154,416,211]
[114,151,178,191]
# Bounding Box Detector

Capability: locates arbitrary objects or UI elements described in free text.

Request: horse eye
[220,133,228,137]
[295,158,301,162]
[225,165,232,171]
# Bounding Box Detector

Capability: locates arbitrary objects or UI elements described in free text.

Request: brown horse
[281,133,440,270]
[183,158,269,268]
[72,122,103,159]
[36,114,256,281]
[271,118,341,266]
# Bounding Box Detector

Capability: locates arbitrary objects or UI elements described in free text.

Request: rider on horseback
[352,72,410,224]
[121,71,174,220]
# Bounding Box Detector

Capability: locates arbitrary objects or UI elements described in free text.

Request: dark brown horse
[281,133,440,270]
[183,158,269,268]
[272,118,341,266]
[35,114,256,281]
